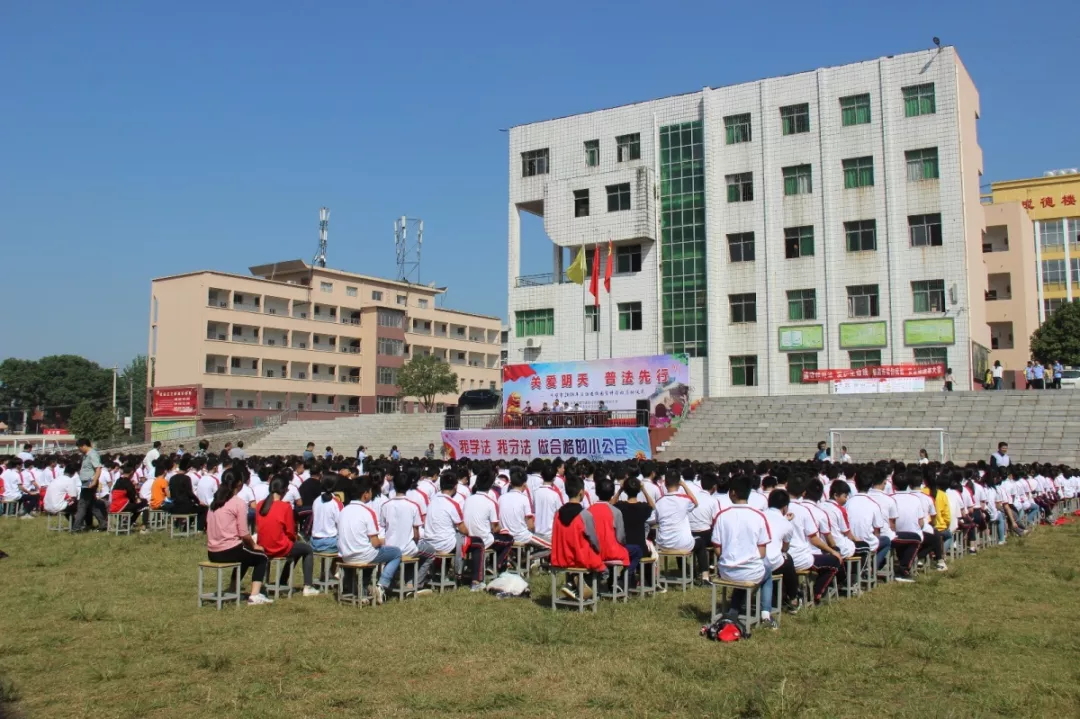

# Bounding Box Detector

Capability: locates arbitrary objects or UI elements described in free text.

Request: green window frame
[912,279,946,313]
[788,352,818,384]
[724,113,751,144]
[782,165,812,196]
[903,83,936,117]
[617,302,642,331]
[731,355,758,386]
[725,172,754,203]
[843,156,875,189]
[584,139,599,167]
[845,220,877,252]
[840,93,871,126]
[914,347,947,367]
[780,103,810,135]
[787,289,817,321]
[515,309,554,337]
[784,226,814,259]
[905,148,939,181]
[849,350,881,369]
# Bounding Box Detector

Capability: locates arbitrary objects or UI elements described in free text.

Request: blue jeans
[996,514,1007,541]
[875,535,892,571]
[372,546,402,588]
[726,572,772,617]
[311,536,338,553]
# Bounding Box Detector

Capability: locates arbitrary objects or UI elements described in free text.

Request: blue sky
[2,0,1077,367]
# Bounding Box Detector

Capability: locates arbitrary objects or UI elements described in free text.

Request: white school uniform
[532,485,565,540]
[44,475,77,514]
[868,488,898,540]
[687,491,720,534]
[1,469,23,501]
[893,492,927,534]
[463,492,499,548]
[424,494,464,553]
[311,495,343,539]
[763,507,794,572]
[821,500,855,558]
[844,493,884,553]
[653,494,696,552]
[379,496,423,556]
[747,489,769,512]
[785,500,818,571]
[498,489,535,544]
[195,472,220,506]
[711,504,770,584]
[336,503,381,564]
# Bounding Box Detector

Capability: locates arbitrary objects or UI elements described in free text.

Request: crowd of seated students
[3,446,1077,615]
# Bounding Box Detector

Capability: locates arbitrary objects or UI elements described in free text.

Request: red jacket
[551,504,605,572]
[588,502,629,564]
[255,500,296,558]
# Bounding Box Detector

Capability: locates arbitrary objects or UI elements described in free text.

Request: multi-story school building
[506,46,991,397]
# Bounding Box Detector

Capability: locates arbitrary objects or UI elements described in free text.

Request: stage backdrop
[442,427,652,461]
[501,354,690,415]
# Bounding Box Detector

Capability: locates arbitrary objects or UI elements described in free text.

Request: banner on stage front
[802,363,944,382]
[441,427,652,461]
[501,354,690,420]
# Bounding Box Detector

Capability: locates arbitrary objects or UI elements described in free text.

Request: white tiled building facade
[507,47,990,398]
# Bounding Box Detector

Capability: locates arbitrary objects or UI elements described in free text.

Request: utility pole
[112,366,118,416]
[129,377,134,436]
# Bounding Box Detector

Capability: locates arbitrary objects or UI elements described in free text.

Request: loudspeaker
[636,399,650,427]
[444,404,459,430]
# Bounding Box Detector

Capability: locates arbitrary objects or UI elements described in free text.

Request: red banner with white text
[151,386,199,417]
[802,363,944,383]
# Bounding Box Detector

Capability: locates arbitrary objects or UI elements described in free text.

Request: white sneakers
[247,593,274,606]
[302,586,321,597]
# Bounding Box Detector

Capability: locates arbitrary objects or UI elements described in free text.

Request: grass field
[2,520,1080,719]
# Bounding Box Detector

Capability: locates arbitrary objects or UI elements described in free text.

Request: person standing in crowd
[424,443,436,460]
[194,439,210,458]
[992,360,1004,390]
[176,445,186,457]
[303,442,316,461]
[390,445,401,461]
[1032,361,1045,390]
[229,441,247,460]
[1052,360,1063,390]
[142,441,161,476]
[814,441,830,463]
[1024,361,1034,389]
[991,442,1010,468]
[16,443,34,463]
[74,438,107,531]
[944,367,955,392]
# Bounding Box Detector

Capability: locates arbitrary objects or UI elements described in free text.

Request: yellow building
[990,171,1080,323]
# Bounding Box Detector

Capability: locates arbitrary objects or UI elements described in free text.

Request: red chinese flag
[604,241,613,293]
[589,245,601,306]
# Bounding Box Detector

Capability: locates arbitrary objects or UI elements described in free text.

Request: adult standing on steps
[356,446,367,474]
[303,442,315,461]
[992,361,1004,390]
[991,442,1011,468]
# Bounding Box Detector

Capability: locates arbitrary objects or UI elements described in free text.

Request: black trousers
[692,530,712,577]
[774,554,799,603]
[208,543,268,584]
[811,554,840,601]
[467,534,513,583]
[894,532,923,576]
[275,541,314,586]
[918,530,944,561]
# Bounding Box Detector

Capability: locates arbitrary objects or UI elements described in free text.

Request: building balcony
[339,375,360,384]
[312,343,337,353]
[339,345,361,354]
[232,336,260,345]
[232,303,261,313]
[230,367,257,377]
[312,375,336,383]
[340,316,361,326]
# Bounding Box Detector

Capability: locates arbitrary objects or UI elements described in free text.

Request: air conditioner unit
[299,312,308,319]
[299,372,307,379]
[266,370,275,377]
[267,339,275,345]
[217,334,226,341]
[219,301,227,307]
[525,338,539,348]
[216,367,225,374]
[268,308,277,314]
[299,342,307,349]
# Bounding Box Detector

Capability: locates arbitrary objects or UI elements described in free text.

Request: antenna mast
[394,216,424,283]
[312,207,330,268]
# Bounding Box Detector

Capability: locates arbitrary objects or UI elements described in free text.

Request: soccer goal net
[827,427,950,464]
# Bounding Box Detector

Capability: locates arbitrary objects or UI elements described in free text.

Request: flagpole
[581,235,586,362]
[607,238,614,359]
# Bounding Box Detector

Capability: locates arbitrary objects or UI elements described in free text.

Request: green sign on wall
[904,318,955,346]
[778,325,824,352]
[839,321,888,349]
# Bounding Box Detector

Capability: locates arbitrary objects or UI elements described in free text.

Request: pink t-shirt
[207,494,248,552]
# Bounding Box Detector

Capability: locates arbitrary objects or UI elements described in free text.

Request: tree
[1030,300,1080,366]
[118,355,149,433]
[396,355,459,412]
[0,354,112,429]
[67,401,120,443]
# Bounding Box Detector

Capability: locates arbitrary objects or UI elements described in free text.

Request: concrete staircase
[666,391,1080,465]
[246,414,446,459]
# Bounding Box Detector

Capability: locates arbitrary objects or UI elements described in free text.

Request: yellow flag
[566,247,587,284]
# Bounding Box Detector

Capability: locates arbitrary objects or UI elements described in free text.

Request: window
[724,113,751,144]
[912,279,946,313]
[376,366,398,385]
[617,302,642,331]
[521,148,549,177]
[845,220,877,252]
[377,310,404,328]
[782,165,812,196]
[418,298,429,309]
[606,183,631,212]
[515,308,554,337]
[574,189,590,217]
[584,139,599,167]
[320,282,333,293]
[847,284,880,317]
[788,352,818,384]
[616,133,640,162]
[1042,259,1066,285]
[840,93,871,126]
[615,244,642,274]
[1072,258,1080,284]
[585,305,599,332]
[371,290,383,301]
[914,348,948,367]
[376,397,400,414]
[1040,220,1065,248]
[725,172,754,203]
[787,289,817,321]
[780,103,810,135]
[728,232,755,263]
[376,337,404,356]
[731,355,758,386]
[346,286,358,297]
[1044,298,1066,315]
[843,156,875,188]
[396,295,407,306]
[784,226,814,259]
[849,350,881,369]
[909,214,943,247]
[905,148,939,181]
[729,293,757,323]
[903,83,936,117]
